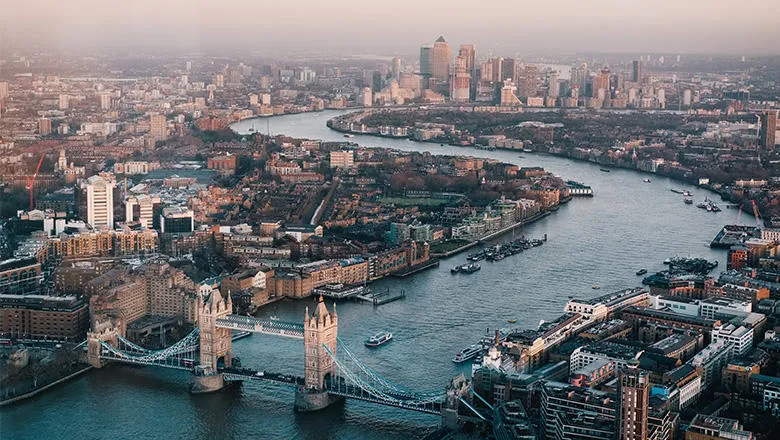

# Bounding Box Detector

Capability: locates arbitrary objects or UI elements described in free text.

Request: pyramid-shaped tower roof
[435,36,446,43]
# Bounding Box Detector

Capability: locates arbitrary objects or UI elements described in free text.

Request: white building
[125,194,161,229]
[700,297,751,320]
[564,288,648,321]
[84,175,116,230]
[761,228,780,242]
[651,295,701,317]
[689,340,731,391]
[712,324,754,357]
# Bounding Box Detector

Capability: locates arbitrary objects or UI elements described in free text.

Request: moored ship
[453,345,482,363]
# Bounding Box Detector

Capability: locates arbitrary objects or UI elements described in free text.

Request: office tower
[85,175,115,230]
[100,93,112,110]
[657,89,665,109]
[57,150,67,171]
[0,81,8,99]
[185,61,192,71]
[450,56,471,102]
[420,44,433,77]
[125,195,161,229]
[618,364,650,440]
[517,65,538,99]
[571,63,588,90]
[759,110,778,151]
[215,74,224,88]
[431,36,450,82]
[593,67,610,97]
[458,44,476,77]
[391,57,401,80]
[38,118,52,136]
[548,71,560,98]
[249,94,259,106]
[58,94,70,110]
[160,207,195,234]
[632,60,642,83]
[500,80,521,106]
[501,58,516,83]
[492,57,504,82]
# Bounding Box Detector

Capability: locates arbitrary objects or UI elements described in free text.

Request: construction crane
[751,200,762,228]
[24,153,45,210]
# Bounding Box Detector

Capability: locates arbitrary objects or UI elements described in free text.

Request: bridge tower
[294,296,342,412]
[191,289,232,393]
[86,317,125,368]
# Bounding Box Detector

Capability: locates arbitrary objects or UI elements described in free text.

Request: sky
[2,0,779,56]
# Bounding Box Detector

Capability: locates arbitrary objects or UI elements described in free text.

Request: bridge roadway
[220,367,304,386]
[215,315,304,339]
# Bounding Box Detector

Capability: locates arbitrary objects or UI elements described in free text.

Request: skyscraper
[501,58,516,83]
[632,60,642,83]
[450,55,471,102]
[458,44,476,77]
[548,71,560,98]
[38,118,52,136]
[391,57,402,80]
[517,65,538,99]
[420,44,433,78]
[759,110,778,151]
[431,36,450,82]
[100,93,112,110]
[85,175,115,230]
[618,364,650,440]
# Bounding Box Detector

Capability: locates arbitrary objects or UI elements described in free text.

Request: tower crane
[24,153,45,210]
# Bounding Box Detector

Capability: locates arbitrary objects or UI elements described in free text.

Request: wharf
[354,289,406,306]
[709,225,761,249]
[312,284,370,300]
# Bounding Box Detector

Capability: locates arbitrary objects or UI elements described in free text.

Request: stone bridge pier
[86,317,125,368]
[191,289,232,394]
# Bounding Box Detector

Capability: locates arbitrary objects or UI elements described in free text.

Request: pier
[355,288,406,306]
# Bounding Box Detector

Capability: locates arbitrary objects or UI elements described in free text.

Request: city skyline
[2,0,779,55]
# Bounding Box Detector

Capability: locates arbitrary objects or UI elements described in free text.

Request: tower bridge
[86,290,481,425]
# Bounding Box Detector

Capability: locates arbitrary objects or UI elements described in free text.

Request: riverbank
[0,365,92,407]
[432,210,554,258]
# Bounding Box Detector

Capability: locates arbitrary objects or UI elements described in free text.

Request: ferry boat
[461,263,481,273]
[453,345,482,363]
[636,268,648,276]
[365,331,393,347]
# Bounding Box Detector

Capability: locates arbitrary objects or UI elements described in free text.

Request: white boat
[365,331,393,347]
[453,345,482,363]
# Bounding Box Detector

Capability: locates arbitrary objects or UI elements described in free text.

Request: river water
[1,110,744,439]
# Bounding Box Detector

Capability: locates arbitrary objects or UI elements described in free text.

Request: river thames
[2,110,746,439]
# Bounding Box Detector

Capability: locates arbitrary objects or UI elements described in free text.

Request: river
[1,110,744,439]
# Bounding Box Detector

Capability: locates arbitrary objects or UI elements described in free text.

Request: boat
[636,268,648,276]
[461,263,481,273]
[365,331,393,347]
[453,345,482,363]
[451,265,461,274]
[684,197,693,204]
[643,178,651,183]
[663,258,671,265]
[591,285,601,290]
[523,148,534,153]
[683,191,692,197]
[507,319,517,323]
[343,134,355,138]
[599,168,611,173]
[670,189,684,194]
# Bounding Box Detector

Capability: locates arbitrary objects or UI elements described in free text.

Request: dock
[354,288,406,306]
[709,225,761,248]
[312,284,370,300]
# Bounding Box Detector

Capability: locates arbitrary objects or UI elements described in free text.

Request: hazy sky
[2,0,779,56]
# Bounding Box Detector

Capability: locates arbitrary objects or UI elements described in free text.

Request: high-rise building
[160,207,195,234]
[358,87,372,107]
[594,67,611,97]
[501,58,516,83]
[38,118,52,136]
[57,150,67,171]
[431,36,450,82]
[0,81,8,99]
[517,65,538,99]
[548,71,560,98]
[450,55,471,102]
[125,194,161,229]
[58,94,70,110]
[618,364,650,440]
[632,60,642,83]
[150,114,167,140]
[458,44,476,77]
[391,57,402,80]
[759,110,777,151]
[100,93,112,110]
[682,89,692,107]
[571,62,588,90]
[419,44,433,77]
[84,175,116,230]
[215,73,224,88]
